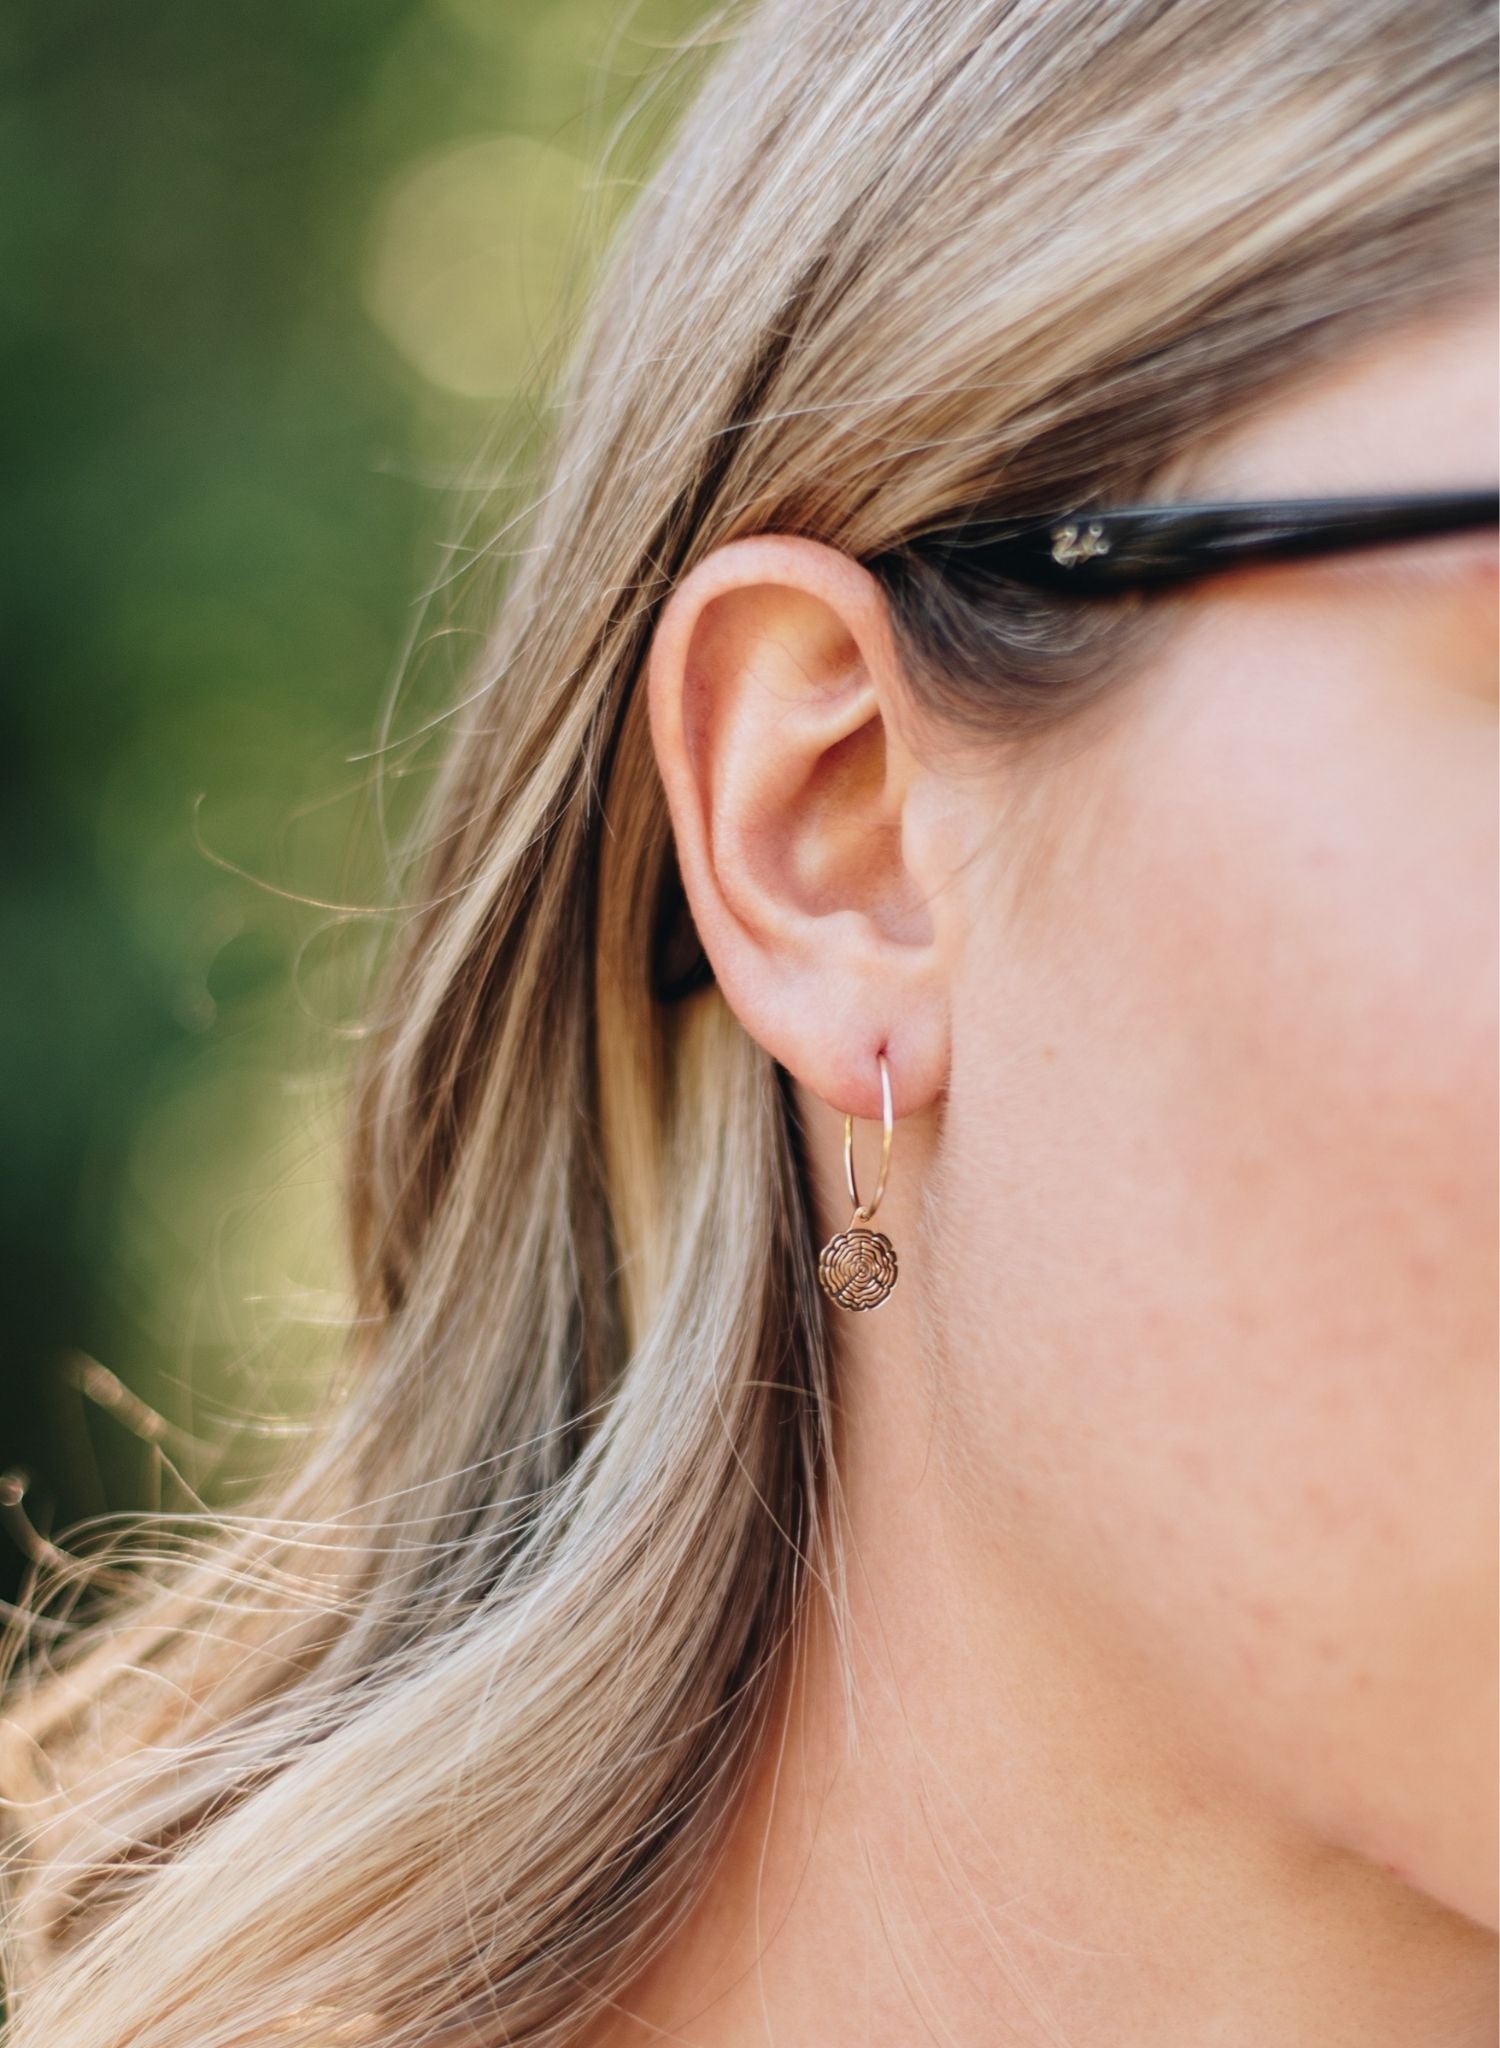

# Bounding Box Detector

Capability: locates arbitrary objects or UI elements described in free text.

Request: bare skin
[595,297,1498,2046]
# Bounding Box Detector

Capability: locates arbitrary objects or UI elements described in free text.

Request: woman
[2,2,1495,2043]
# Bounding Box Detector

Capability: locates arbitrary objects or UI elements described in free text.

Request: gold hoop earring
[816,1048,899,1311]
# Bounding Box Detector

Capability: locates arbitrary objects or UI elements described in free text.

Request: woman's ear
[646,534,953,1122]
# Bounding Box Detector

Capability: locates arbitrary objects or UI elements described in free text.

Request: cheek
[1132,603,1495,1406]
[934,590,1497,1915]
[1137,594,1495,1416]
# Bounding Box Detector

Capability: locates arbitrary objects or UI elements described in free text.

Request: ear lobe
[646,534,951,1122]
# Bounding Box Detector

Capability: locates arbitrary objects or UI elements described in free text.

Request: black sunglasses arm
[914,489,1499,594]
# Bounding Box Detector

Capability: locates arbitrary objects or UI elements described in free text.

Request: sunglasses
[896,488,1500,596]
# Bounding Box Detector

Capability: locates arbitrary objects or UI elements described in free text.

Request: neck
[590,1325,1496,2047]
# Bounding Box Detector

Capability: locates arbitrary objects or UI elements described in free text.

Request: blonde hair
[2,3,1493,2043]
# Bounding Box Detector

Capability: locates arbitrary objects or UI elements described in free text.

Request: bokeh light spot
[363,133,594,399]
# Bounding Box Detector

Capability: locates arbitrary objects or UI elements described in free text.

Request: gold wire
[843,1047,893,1224]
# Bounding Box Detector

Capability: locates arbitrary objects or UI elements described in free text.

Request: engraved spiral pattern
[817,1226,898,1311]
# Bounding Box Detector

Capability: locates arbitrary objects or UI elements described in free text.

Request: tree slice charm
[817,1223,898,1311]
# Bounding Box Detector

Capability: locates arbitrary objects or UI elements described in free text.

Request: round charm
[817,1225,898,1311]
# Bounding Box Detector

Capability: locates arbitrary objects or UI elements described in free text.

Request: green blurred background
[1,0,710,1601]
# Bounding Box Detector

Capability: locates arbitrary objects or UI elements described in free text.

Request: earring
[816,1048,899,1311]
